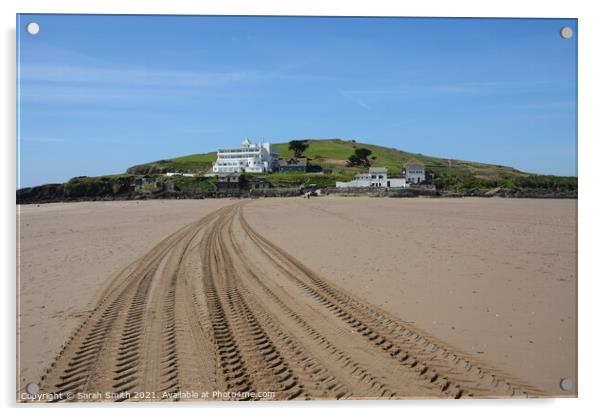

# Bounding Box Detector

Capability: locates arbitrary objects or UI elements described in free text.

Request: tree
[288,140,309,158]
[346,148,372,167]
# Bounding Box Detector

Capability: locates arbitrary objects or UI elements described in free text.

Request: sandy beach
[244,197,577,396]
[17,197,576,401]
[17,199,234,393]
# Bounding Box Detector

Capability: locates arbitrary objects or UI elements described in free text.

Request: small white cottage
[336,167,407,188]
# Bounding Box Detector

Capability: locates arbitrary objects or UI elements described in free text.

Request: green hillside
[271,139,527,178]
[127,138,523,178]
[16,138,577,204]
[127,152,217,175]
[124,138,576,190]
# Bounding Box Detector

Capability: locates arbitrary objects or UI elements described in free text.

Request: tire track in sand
[37,206,230,401]
[238,204,543,399]
[200,206,306,400]
[32,201,542,401]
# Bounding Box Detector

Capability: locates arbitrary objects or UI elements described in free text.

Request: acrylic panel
[16,14,577,403]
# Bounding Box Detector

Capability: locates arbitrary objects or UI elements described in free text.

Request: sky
[17,15,577,188]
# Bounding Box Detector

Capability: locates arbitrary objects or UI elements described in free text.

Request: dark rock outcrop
[16,181,577,204]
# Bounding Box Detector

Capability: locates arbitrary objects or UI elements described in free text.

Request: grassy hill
[128,138,523,177]
[127,152,216,175]
[118,138,576,191]
[271,139,528,179]
[17,138,577,203]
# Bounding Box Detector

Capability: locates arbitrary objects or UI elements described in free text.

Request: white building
[212,138,279,174]
[164,172,196,177]
[403,162,426,184]
[336,167,407,188]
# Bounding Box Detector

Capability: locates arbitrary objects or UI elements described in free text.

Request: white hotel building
[212,138,279,174]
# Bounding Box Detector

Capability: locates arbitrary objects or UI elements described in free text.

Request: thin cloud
[338,80,553,111]
[20,137,66,143]
[462,80,550,87]
[18,63,326,104]
[19,63,327,88]
[19,136,138,144]
[342,80,550,97]
[20,64,250,87]
[339,90,371,110]
[21,84,169,103]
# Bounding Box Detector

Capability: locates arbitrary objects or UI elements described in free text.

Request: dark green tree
[346,148,372,167]
[288,140,309,158]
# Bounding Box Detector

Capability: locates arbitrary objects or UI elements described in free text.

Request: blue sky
[17,15,577,188]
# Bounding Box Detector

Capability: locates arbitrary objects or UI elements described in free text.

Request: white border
[3,1,600,416]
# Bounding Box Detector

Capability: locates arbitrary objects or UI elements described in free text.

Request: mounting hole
[26,22,40,35]
[560,26,573,39]
[25,383,39,395]
[559,377,573,391]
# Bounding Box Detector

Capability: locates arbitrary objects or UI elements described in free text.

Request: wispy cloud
[342,80,548,97]
[21,84,174,103]
[20,137,66,143]
[339,90,371,109]
[19,136,141,144]
[18,62,323,104]
[480,100,576,111]
[462,80,550,88]
[339,80,552,109]
[21,64,251,87]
